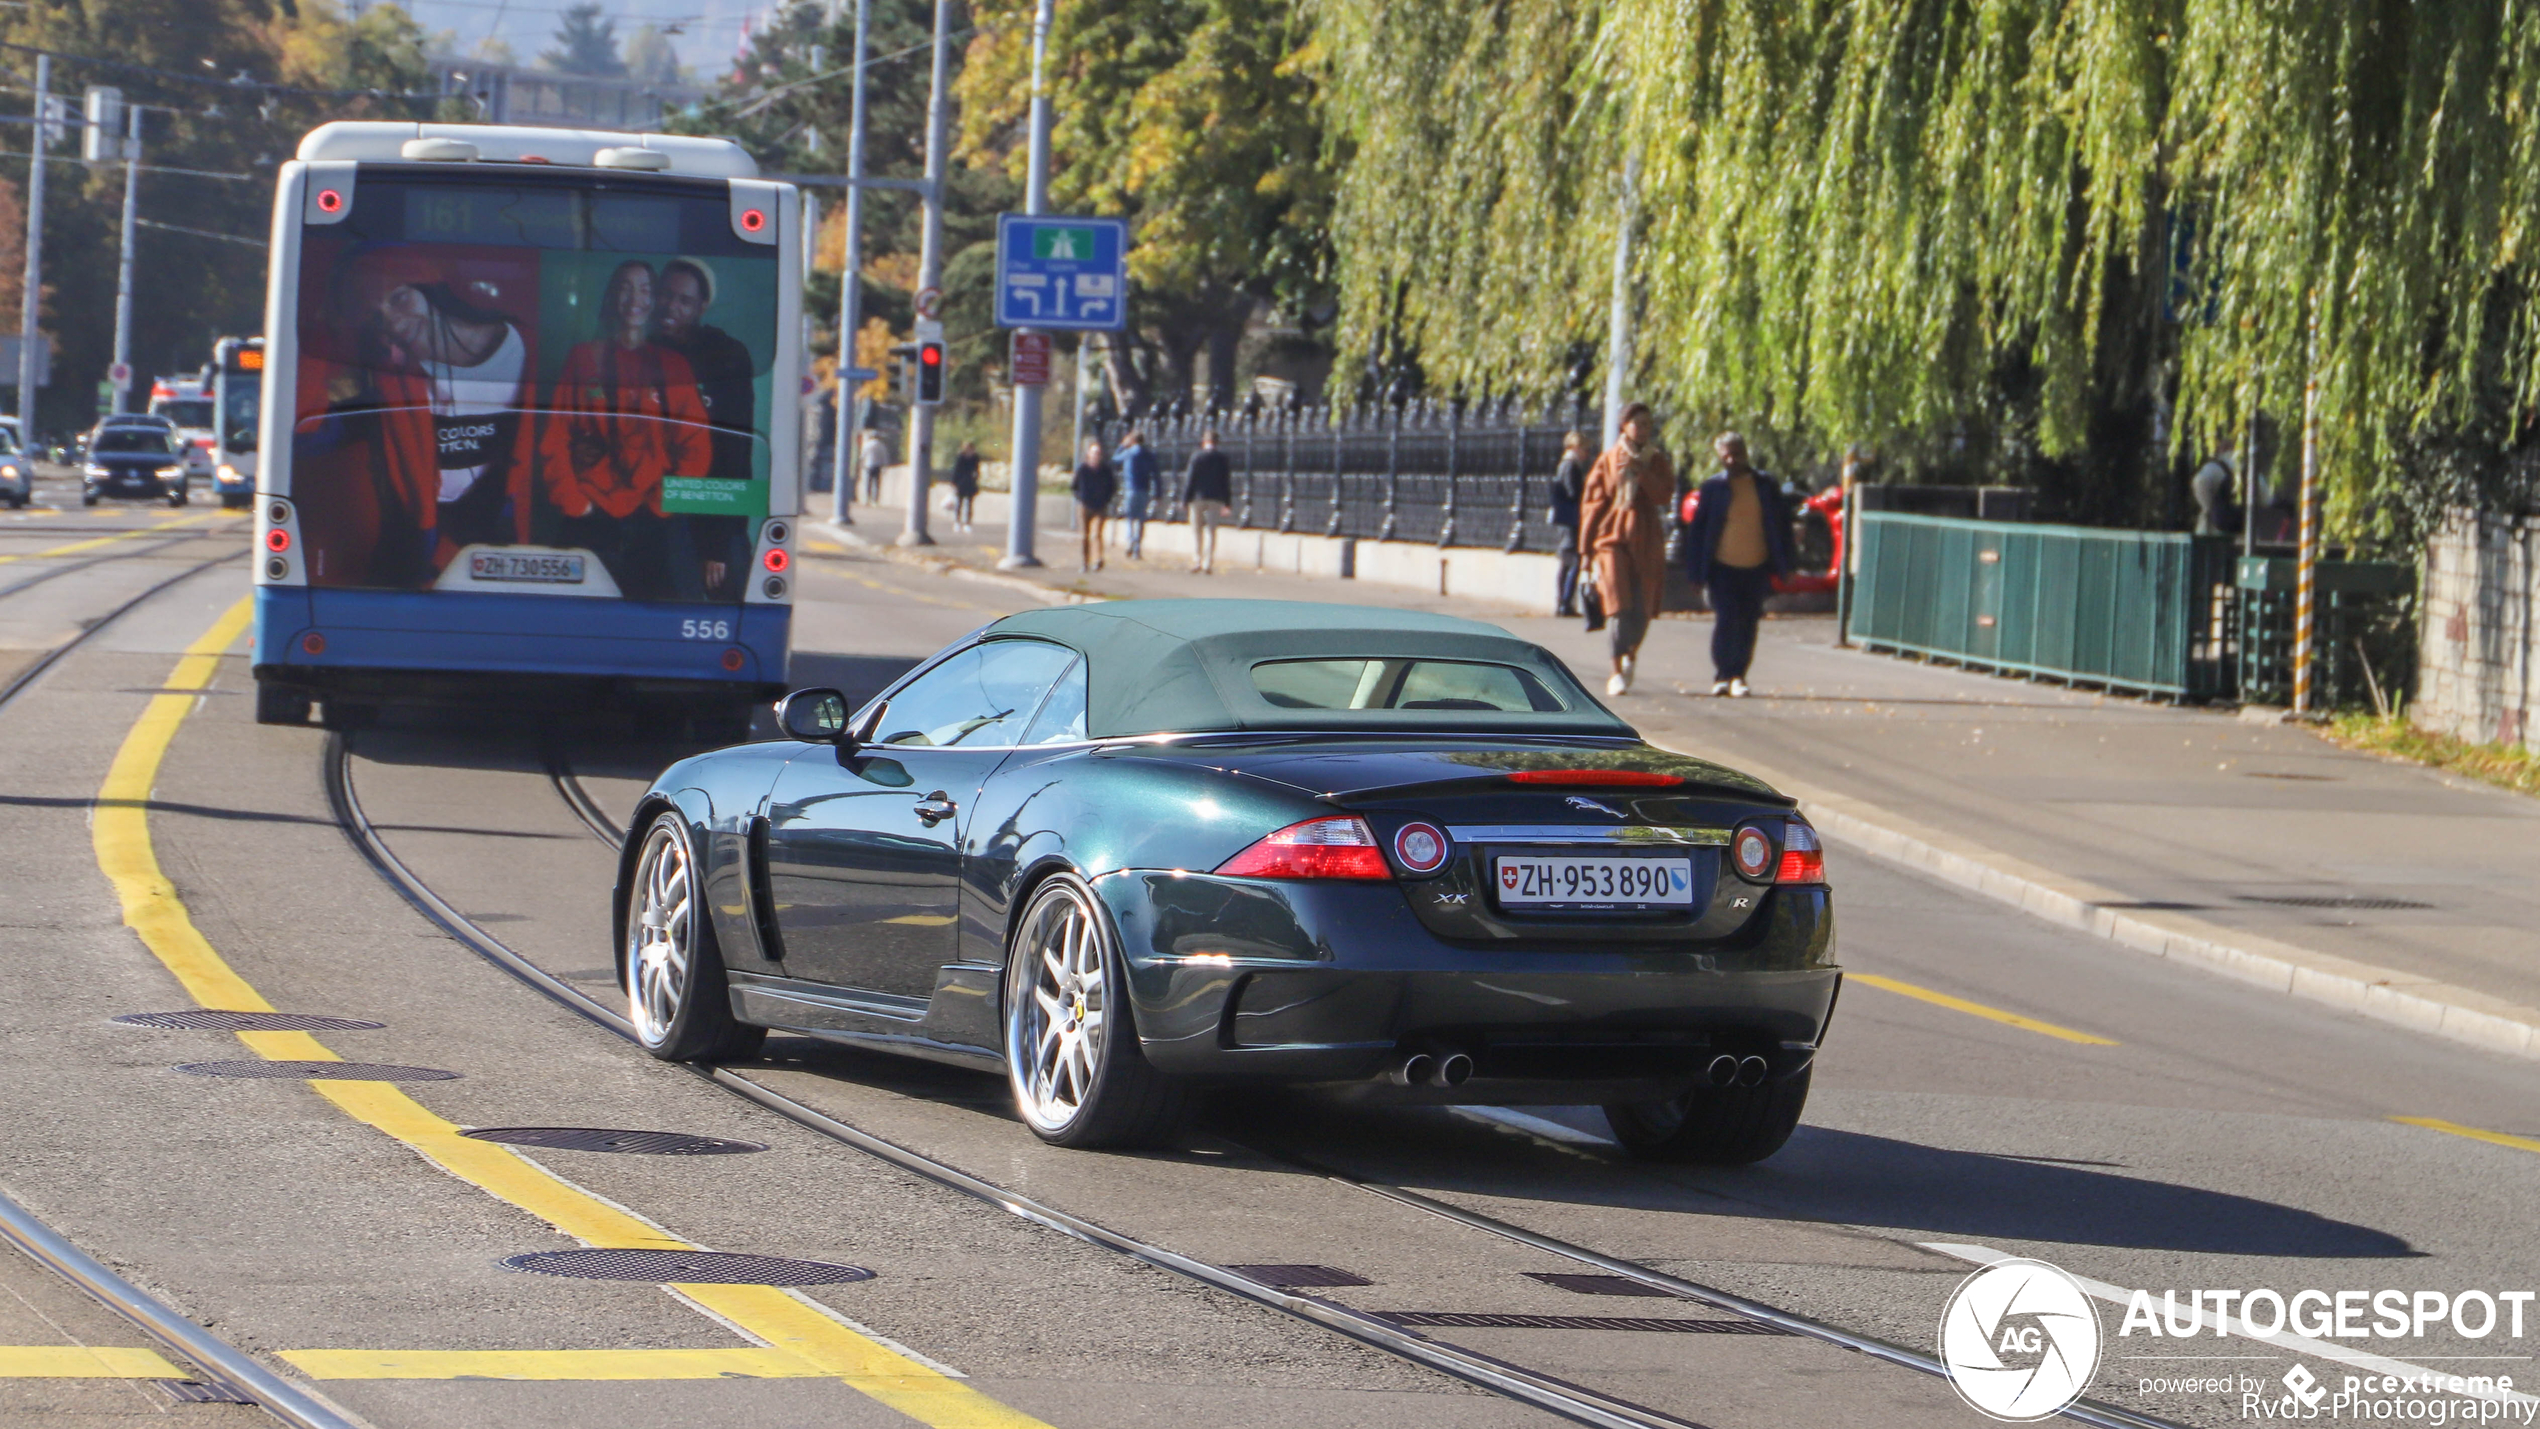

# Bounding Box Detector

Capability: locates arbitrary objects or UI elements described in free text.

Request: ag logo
[1938,1258,2100,1422]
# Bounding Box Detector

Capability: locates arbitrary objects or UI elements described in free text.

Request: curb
[1684,747,2540,1064]
[813,520,1099,606]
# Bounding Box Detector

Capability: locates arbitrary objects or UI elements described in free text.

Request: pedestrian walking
[1549,429,1589,617]
[1577,404,1677,697]
[1116,429,1156,558]
[1681,431,1795,698]
[1072,438,1116,573]
[2190,448,2240,536]
[1182,429,1234,573]
[948,440,981,532]
[860,427,889,505]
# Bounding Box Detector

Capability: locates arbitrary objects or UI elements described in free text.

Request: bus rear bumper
[251,587,789,711]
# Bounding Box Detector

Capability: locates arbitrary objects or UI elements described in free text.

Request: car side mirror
[776,688,854,749]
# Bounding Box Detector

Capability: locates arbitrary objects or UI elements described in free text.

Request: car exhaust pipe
[1391,1053,1437,1087]
[1705,1054,1740,1088]
[1429,1052,1473,1088]
[1736,1055,1769,1088]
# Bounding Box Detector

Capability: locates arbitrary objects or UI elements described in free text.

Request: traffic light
[915,339,945,405]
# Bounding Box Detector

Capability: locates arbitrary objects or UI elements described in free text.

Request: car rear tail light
[1392,821,1449,874]
[1776,821,1825,884]
[1507,769,1684,787]
[1731,825,1775,881]
[1217,816,1391,880]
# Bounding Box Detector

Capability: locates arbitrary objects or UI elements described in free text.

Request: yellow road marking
[0,513,217,565]
[807,560,988,611]
[0,1346,186,1377]
[805,539,846,554]
[94,598,1052,1429]
[285,1347,838,1380]
[2391,1117,2540,1155]
[1849,972,2120,1046]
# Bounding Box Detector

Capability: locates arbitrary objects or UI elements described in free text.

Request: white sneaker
[1606,672,1629,697]
[1728,678,1751,698]
[1711,680,1730,697]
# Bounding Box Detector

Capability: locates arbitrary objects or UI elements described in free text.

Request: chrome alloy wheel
[1008,883,1108,1133]
[627,820,695,1046]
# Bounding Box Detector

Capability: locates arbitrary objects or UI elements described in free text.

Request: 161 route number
[680,619,733,640]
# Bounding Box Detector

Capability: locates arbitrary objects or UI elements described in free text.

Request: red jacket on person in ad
[540,340,712,519]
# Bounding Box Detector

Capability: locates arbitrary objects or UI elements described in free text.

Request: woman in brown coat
[1576,402,1676,696]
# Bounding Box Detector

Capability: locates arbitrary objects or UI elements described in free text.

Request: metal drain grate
[2239,895,2433,911]
[116,1010,385,1032]
[1378,1311,1789,1334]
[1226,1264,1373,1288]
[461,1127,768,1156]
[156,1379,255,1405]
[175,1060,459,1081]
[503,1249,874,1286]
[1526,1272,1682,1298]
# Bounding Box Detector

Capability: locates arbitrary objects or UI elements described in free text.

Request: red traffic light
[919,344,942,366]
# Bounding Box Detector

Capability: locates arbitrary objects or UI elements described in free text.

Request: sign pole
[826,0,871,526]
[108,105,140,416]
[998,0,1058,569]
[2292,306,2321,717]
[899,0,953,548]
[16,54,46,438]
[1600,149,1638,453]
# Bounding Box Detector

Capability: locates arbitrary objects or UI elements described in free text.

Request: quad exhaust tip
[1706,1054,1771,1089]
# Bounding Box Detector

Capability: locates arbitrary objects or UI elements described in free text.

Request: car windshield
[1252,658,1569,713]
[154,400,214,428]
[94,428,174,455]
[0,429,19,455]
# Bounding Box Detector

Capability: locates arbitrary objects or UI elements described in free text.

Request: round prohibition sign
[914,285,943,320]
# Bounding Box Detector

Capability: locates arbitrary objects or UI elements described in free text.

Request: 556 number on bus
[680,619,733,640]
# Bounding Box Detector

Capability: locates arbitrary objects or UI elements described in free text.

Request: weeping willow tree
[1315,0,2540,535]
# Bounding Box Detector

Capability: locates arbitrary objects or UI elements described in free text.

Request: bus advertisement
[251,123,802,735]
[212,337,262,507]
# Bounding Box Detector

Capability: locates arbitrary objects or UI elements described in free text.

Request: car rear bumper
[1098,871,1838,1100]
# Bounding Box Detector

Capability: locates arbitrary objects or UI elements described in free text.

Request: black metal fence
[1090,402,1602,554]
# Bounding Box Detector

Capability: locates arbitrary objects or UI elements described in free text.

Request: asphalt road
[2,507,2535,1429]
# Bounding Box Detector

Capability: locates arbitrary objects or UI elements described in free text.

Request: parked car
[82,419,189,506]
[615,600,1838,1161]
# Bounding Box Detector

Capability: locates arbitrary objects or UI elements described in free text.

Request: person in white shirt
[862,429,889,504]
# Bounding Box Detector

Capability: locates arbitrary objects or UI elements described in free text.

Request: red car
[1680,481,1845,594]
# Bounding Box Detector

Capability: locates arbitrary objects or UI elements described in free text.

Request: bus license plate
[469,551,586,584]
[1495,856,1695,908]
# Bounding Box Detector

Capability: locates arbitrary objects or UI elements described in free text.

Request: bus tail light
[300,632,326,656]
[1216,816,1390,881]
[763,547,789,573]
[720,647,746,673]
[264,528,291,553]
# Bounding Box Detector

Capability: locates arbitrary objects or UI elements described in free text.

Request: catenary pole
[109,106,140,416]
[16,54,46,437]
[1600,150,1638,454]
[899,0,952,547]
[826,0,871,526]
[999,0,1057,569]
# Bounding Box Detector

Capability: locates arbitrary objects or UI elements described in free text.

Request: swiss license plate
[1494,856,1695,908]
[469,550,586,584]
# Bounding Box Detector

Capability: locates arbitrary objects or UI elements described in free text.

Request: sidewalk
[818,501,2540,1063]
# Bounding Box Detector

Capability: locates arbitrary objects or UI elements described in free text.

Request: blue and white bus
[251,122,803,738]
[210,336,263,508]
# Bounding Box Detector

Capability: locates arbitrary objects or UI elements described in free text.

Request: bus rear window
[1253,658,1568,713]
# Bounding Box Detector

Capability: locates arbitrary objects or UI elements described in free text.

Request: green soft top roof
[982,599,1634,739]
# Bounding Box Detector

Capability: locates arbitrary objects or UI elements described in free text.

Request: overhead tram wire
[398,746,2193,1429]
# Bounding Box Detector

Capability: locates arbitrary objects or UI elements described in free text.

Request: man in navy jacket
[1681,432,1795,697]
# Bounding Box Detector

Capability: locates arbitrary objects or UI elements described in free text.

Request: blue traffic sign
[996,214,1127,331]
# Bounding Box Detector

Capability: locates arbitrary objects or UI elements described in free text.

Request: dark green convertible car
[615,600,1838,1161]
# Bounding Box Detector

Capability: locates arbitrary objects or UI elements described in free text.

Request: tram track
[335,740,2185,1429]
[0,546,355,1428]
[0,548,249,714]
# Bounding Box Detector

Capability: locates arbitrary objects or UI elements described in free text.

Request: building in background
[434,61,701,132]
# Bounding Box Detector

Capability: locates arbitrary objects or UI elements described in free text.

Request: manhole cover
[462,1127,767,1156]
[116,1011,385,1032]
[1226,1263,1372,1288]
[1378,1311,1787,1334]
[1526,1272,1680,1298]
[503,1249,873,1286]
[2239,895,2433,911]
[175,1060,459,1081]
